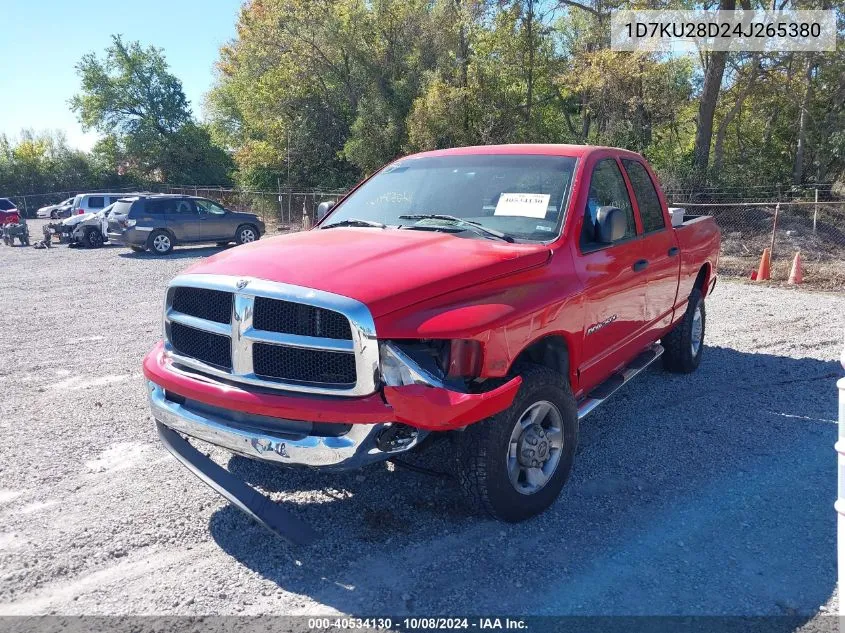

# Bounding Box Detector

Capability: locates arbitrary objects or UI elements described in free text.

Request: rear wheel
[148,230,174,255]
[236,224,258,245]
[456,364,578,522]
[662,288,705,373]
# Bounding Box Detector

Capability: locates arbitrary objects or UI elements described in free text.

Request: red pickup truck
[143,144,720,544]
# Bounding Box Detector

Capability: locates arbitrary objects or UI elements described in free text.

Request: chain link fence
[9,182,844,288]
[159,186,347,231]
[665,185,845,289]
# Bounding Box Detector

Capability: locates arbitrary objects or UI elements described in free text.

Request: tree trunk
[691,0,735,182]
[792,56,814,185]
[713,56,759,174]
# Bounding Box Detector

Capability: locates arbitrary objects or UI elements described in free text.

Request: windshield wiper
[321,218,387,229]
[398,214,514,243]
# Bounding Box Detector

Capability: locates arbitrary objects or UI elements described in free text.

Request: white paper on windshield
[494,193,550,218]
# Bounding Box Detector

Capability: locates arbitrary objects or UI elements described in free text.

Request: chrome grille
[253,343,356,384]
[253,297,352,340]
[169,322,232,370]
[172,287,232,324]
[162,274,379,396]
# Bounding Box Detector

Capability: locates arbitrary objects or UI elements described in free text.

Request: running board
[577,344,664,420]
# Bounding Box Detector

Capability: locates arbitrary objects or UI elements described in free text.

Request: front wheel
[84,227,104,248]
[456,364,578,522]
[662,288,705,373]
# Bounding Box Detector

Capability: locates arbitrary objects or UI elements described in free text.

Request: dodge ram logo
[236,279,249,290]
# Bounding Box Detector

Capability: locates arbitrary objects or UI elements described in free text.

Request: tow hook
[376,423,419,452]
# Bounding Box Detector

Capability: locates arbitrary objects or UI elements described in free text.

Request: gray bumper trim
[148,381,413,469]
[155,421,315,545]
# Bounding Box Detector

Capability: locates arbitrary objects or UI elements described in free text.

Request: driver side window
[580,159,636,250]
[196,199,226,215]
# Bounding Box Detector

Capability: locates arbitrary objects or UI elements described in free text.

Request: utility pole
[286,128,292,225]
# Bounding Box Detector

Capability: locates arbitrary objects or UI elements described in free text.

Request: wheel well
[694,263,711,296]
[237,223,257,234]
[511,335,570,383]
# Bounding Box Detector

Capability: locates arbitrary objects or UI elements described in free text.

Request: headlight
[379,341,447,387]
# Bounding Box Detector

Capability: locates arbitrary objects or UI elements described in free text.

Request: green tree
[71,35,232,184]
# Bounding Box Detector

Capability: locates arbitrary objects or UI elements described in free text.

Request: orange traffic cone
[756,248,771,281]
[788,252,803,285]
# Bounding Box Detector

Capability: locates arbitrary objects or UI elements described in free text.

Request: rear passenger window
[622,160,665,233]
[172,200,195,215]
[146,200,173,215]
[88,196,105,209]
[581,159,636,249]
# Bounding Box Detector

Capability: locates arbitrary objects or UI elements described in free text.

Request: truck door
[575,157,650,393]
[621,159,680,334]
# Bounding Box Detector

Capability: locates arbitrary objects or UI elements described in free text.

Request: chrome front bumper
[148,381,423,471]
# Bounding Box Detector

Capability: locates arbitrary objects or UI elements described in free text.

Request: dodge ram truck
[143,144,720,545]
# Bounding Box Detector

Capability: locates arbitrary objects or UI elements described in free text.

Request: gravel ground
[0,220,843,620]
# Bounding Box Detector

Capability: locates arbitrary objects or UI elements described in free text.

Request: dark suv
[106,195,266,255]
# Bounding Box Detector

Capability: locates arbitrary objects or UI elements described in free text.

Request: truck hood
[62,213,95,226]
[184,228,551,317]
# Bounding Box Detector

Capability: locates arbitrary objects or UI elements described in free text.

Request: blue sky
[0,0,243,150]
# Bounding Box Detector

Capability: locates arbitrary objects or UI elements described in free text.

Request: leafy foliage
[71,35,232,185]
[210,0,845,190]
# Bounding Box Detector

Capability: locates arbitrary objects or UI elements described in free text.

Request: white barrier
[838,329,845,617]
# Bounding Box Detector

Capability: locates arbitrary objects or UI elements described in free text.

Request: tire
[235,224,259,245]
[130,245,146,253]
[662,288,705,373]
[148,230,174,255]
[83,227,104,248]
[456,364,578,522]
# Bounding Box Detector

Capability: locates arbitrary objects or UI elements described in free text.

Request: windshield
[322,154,577,241]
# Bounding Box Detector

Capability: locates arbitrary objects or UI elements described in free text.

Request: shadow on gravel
[118,245,229,260]
[208,346,840,618]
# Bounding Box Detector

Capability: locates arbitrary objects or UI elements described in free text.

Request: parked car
[107,194,265,255]
[0,198,20,225]
[69,193,128,216]
[58,203,117,248]
[36,197,75,219]
[143,144,720,544]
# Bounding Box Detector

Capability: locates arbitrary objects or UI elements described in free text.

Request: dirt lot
[0,220,843,619]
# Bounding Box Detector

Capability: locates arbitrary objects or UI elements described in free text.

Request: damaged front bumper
[147,381,425,470]
[143,341,521,544]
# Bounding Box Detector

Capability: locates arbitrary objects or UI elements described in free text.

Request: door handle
[632,259,649,272]
[668,246,680,257]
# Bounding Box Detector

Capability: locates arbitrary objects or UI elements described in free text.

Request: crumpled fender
[383,376,522,431]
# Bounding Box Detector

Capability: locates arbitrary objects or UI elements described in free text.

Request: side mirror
[316,201,335,222]
[595,206,626,244]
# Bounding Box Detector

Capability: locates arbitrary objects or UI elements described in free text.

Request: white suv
[70,193,129,216]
